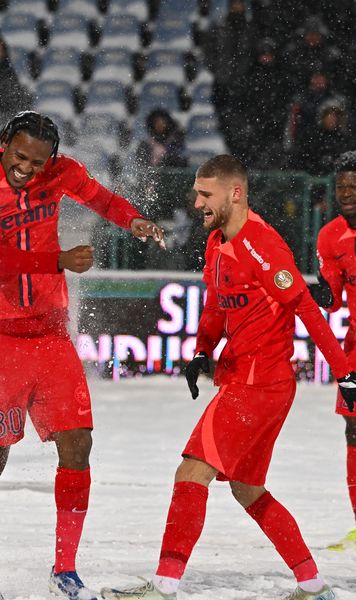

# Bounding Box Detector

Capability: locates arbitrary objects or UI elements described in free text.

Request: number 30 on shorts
[0,408,23,438]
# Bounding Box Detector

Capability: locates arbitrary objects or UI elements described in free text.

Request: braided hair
[334,151,356,173]
[0,111,60,162]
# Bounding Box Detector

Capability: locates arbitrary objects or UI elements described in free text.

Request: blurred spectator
[0,38,32,125]
[135,109,188,168]
[289,97,354,175]
[284,67,339,152]
[250,0,307,44]
[312,0,356,51]
[202,0,255,157]
[246,37,289,168]
[282,15,342,94]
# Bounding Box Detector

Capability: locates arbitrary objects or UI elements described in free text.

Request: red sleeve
[245,222,350,377]
[79,184,144,229]
[316,227,343,312]
[293,287,349,379]
[0,245,60,275]
[195,241,225,356]
[62,156,144,229]
[242,227,306,304]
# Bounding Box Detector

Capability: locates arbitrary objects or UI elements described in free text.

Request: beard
[203,198,233,231]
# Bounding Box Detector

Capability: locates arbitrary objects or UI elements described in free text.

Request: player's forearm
[0,246,60,275]
[195,309,225,356]
[84,184,144,229]
[294,287,349,378]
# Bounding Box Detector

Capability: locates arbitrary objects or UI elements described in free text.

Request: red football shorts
[336,327,356,416]
[182,378,296,486]
[0,332,93,446]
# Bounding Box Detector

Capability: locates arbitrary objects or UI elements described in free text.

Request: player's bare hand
[58,245,94,273]
[131,218,166,249]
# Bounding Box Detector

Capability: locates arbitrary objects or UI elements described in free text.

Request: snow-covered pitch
[1,377,355,599]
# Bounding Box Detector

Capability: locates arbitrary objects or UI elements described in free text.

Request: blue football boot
[49,567,99,600]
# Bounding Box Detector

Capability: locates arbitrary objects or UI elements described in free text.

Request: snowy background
[1,376,355,600]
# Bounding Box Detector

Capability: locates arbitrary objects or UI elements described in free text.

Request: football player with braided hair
[311,150,356,551]
[0,111,165,599]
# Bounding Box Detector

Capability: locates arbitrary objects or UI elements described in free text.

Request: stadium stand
[185,113,226,154]
[144,49,185,83]
[77,111,127,158]
[1,0,354,206]
[49,13,92,50]
[40,47,82,85]
[34,80,75,119]
[138,81,181,116]
[85,79,127,117]
[100,14,141,50]
[1,13,40,48]
[7,0,48,18]
[92,48,133,83]
[59,0,103,19]
[189,81,215,115]
[156,0,197,20]
[0,0,231,176]
[108,0,149,20]
[151,18,193,50]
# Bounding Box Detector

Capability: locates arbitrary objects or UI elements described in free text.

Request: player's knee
[0,446,10,475]
[345,417,356,446]
[230,481,266,508]
[175,456,216,486]
[55,428,93,469]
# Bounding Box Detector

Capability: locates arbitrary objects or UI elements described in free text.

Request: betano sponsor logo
[0,202,57,231]
[218,292,248,309]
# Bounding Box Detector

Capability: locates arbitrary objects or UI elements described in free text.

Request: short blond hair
[196,154,248,182]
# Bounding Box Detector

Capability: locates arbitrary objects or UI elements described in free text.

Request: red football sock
[246,491,318,582]
[347,445,356,520]
[54,467,91,573]
[156,481,208,579]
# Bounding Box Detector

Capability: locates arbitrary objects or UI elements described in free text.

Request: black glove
[185,351,210,399]
[337,372,356,412]
[308,272,333,308]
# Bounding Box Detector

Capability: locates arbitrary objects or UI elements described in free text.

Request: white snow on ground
[1,377,355,599]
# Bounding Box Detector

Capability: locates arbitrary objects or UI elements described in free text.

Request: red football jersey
[0,151,143,333]
[317,215,356,327]
[196,209,349,385]
[0,243,59,275]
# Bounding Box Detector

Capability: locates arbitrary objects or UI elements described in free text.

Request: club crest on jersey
[222,265,235,288]
[274,270,293,289]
